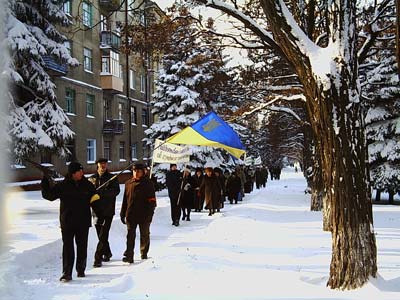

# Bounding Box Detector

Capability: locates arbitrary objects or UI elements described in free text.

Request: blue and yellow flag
[166,112,246,159]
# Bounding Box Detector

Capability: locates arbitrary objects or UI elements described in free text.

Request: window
[41,151,52,164]
[131,143,137,160]
[131,106,137,124]
[119,142,125,160]
[63,0,72,15]
[66,141,76,163]
[142,141,147,157]
[82,2,92,27]
[118,102,125,121]
[64,40,72,56]
[65,88,76,114]
[104,99,111,120]
[129,69,136,89]
[104,141,111,161]
[100,14,109,32]
[87,139,96,163]
[101,50,120,77]
[86,94,95,117]
[142,108,148,126]
[83,48,92,72]
[140,74,145,93]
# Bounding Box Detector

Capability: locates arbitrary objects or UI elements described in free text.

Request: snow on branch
[197,0,285,57]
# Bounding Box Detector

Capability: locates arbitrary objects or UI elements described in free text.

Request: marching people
[179,167,194,221]
[236,166,246,201]
[166,164,182,226]
[213,167,225,212]
[200,167,222,216]
[226,171,242,204]
[41,162,100,282]
[193,167,204,212]
[120,163,157,263]
[89,158,120,268]
[255,167,263,189]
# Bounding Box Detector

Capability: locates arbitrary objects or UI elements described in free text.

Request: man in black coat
[41,162,100,282]
[120,163,157,263]
[89,158,120,267]
[166,164,182,226]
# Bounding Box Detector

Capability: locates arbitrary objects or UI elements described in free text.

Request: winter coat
[89,171,120,216]
[166,170,182,200]
[41,176,97,229]
[200,174,222,210]
[179,175,195,209]
[226,174,242,200]
[120,177,156,227]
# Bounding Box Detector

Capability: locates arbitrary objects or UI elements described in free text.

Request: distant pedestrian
[200,167,222,216]
[192,168,204,212]
[120,163,157,263]
[89,158,120,268]
[41,162,100,282]
[166,164,182,226]
[226,171,242,204]
[179,168,194,221]
[214,167,225,211]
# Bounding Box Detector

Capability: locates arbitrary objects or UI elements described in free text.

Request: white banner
[254,156,262,165]
[244,156,253,166]
[152,139,190,163]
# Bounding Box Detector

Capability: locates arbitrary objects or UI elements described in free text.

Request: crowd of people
[40,159,271,283]
[165,164,270,224]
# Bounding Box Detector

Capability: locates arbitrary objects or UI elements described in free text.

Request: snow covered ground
[1,168,400,300]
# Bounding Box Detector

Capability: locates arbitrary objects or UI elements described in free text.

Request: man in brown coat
[200,167,222,216]
[120,163,157,263]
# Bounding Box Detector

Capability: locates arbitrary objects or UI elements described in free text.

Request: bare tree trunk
[310,154,323,211]
[388,190,394,204]
[375,189,381,201]
[317,77,377,289]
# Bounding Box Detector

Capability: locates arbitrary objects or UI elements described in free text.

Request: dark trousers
[181,207,191,220]
[61,226,89,276]
[94,216,113,261]
[124,222,151,259]
[170,196,181,223]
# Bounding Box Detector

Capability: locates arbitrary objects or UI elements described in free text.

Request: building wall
[13,0,161,181]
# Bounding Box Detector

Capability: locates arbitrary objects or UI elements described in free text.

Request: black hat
[132,163,146,171]
[68,162,83,174]
[95,158,108,164]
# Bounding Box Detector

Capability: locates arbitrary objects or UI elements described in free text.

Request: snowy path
[1,168,400,300]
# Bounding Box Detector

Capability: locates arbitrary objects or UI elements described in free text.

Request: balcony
[100,55,123,93]
[99,0,120,11]
[42,56,67,76]
[103,119,124,135]
[100,73,123,93]
[100,31,121,51]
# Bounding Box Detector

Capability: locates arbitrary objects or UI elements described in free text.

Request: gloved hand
[184,183,191,191]
[90,194,101,204]
[120,216,126,224]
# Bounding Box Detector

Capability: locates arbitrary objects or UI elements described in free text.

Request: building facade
[14,0,164,181]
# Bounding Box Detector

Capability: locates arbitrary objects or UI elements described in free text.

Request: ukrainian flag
[166,111,246,159]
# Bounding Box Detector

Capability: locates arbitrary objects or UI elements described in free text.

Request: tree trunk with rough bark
[199,0,378,290]
[260,0,377,290]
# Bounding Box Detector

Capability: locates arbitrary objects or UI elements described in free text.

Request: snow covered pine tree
[144,5,232,176]
[6,0,78,161]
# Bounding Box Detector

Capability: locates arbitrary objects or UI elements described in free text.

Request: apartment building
[14,0,164,181]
